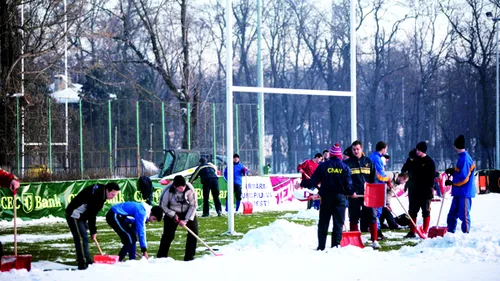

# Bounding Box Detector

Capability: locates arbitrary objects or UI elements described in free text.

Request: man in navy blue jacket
[190,157,222,217]
[106,202,163,261]
[447,135,476,233]
[301,143,356,250]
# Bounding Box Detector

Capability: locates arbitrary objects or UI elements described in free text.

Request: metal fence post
[136,101,141,177]
[187,102,191,150]
[79,99,84,178]
[48,97,53,172]
[108,99,113,177]
[212,103,217,166]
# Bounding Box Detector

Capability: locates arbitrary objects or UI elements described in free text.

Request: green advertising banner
[0,178,228,221]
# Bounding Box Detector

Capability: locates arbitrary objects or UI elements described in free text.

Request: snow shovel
[0,189,32,272]
[340,208,364,248]
[181,224,222,256]
[93,238,119,264]
[428,195,448,238]
[390,188,427,239]
[242,175,253,215]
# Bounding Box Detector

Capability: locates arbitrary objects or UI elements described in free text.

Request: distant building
[48,74,81,103]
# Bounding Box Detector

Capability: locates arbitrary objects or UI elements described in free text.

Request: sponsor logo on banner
[272,178,295,204]
[22,193,35,213]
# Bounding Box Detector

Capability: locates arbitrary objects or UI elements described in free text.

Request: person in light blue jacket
[447,135,476,233]
[223,153,248,212]
[106,202,163,261]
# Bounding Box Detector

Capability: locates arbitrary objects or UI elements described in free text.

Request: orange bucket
[479,175,487,191]
[364,183,386,208]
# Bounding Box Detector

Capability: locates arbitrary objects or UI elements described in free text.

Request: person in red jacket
[0,168,20,192]
[0,169,20,258]
[297,153,323,209]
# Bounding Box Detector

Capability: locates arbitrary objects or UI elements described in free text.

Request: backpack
[138,176,154,205]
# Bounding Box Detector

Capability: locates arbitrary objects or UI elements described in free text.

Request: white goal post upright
[225,0,357,234]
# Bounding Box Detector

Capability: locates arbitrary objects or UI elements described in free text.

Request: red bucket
[364,183,386,208]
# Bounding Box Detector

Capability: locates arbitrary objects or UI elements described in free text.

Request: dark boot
[378,228,386,241]
[404,216,418,238]
[350,222,359,232]
[423,217,431,233]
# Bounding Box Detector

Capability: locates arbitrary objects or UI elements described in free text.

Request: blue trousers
[447,196,472,233]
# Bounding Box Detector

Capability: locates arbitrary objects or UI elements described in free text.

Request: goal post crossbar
[232,86,353,97]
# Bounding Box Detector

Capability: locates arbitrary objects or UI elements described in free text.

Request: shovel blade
[416,226,428,239]
[340,231,365,248]
[94,254,119,264]
[428,226,447,238]
[0,255,32,272]
[242,202,253,214]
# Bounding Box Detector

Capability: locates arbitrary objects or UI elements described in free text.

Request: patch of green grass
[0,212,418,265]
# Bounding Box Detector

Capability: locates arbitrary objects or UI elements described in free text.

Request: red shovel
[0,189,32,272]
[93,238,119,264]
[428,191,449,238]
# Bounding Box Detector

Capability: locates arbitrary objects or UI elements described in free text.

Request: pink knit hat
[330,143,342,159]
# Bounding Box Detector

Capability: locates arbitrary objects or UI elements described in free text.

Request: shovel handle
[181,224,220,256]
[389,188,422,236]
[13,190,17,256]
[93,238,104,255]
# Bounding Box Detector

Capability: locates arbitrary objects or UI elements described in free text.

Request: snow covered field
[1,193,500,281]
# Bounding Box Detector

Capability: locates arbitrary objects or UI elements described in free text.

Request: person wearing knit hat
[330,143,343,159]
[405,141,436,238]
[454,135,465,149]
[447,135,476,234]
[300,141,356,250]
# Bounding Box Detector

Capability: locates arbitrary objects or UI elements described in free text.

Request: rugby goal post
[224,0,357,234]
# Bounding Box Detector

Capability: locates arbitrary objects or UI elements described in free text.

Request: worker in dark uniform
[301,143,356,250]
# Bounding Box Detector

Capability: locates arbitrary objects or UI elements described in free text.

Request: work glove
[445,180,452,186]
[445,168,455,175]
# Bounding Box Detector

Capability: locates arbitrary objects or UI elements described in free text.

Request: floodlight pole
[487,12,500,170]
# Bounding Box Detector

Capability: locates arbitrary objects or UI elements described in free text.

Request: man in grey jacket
[157,175,198,261]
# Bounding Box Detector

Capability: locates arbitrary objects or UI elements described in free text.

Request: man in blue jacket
[301,143,356,250]
[223,153,248,212]
[447,135,476,233]
[106,202,163,261]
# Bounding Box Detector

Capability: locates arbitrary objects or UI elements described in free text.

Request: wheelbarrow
[0,189,32,272]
